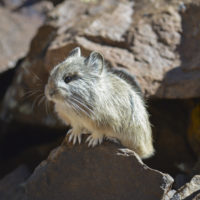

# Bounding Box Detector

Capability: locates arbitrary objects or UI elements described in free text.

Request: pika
[45,47,154,159]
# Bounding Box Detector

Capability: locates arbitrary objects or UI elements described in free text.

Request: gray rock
[171,175,200,200]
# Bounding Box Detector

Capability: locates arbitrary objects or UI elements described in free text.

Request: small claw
[98,137,103,144]
[69,134,73,143]
[86,135,92,143]
[78,135,81,144]
[67,129,72,134]
[88,138,93,147]
[86,134,104,148]
[73,135,77,145]
[92,139,98,147]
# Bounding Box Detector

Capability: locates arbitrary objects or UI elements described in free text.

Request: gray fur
[110,67,143,95]
[45,47,154,159]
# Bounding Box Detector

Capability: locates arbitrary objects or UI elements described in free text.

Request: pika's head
[45,47,104,111]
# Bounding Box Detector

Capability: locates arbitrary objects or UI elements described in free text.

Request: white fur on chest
[55,102,88,130]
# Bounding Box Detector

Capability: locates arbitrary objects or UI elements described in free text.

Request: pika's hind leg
[86,131,104,147]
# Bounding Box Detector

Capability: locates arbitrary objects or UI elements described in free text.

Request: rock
[171,175,200,200]
[2,0,200,126]
[23,136,173,200]
[156,4,200,99]
[1,0,53,19]
[0,165,30,200]
[192,193,200,200]
[0,25,58,126]
[0,7,41,73]
[162,189,176,200]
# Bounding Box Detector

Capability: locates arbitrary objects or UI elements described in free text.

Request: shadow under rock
[0,121,66,179]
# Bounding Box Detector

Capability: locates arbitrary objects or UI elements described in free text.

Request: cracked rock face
[1,0,200,126]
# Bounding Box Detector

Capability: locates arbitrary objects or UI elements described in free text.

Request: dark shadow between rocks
[145,99,197,181]
[0,121,66,179]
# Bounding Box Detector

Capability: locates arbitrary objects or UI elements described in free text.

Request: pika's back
[109,67,142,95]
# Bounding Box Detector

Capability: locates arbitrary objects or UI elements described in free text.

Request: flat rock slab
[0,7,41,73]
[24,137,173,200]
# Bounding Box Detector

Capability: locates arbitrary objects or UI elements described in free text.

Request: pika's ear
[68,47,81,57]
[85,52,104,74]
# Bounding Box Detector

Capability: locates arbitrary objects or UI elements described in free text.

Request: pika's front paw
[67,129,82,145]
[86,133,103,147]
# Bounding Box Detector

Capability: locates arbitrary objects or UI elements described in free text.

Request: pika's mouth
[45,85,68,103]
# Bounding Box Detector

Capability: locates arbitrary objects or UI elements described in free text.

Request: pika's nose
[45,85,56,99]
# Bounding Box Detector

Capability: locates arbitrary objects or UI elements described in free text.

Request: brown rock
[84,1,134,42]
[0,25,58,126]
[0,7,41,73]
[23,137,173,200]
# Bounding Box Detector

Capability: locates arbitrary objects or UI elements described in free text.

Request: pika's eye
[64,76,73,83]
[64,75,77,84]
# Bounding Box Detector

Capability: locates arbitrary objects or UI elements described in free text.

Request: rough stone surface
[171,175,200,200]
[156,3,200,98]
[22,137,173,200]
[192,193,200,200]
[0,7,42,73]
[0,165,30,200]
[1,0,53,18]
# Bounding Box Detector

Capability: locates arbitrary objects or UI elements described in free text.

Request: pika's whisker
[69,97,94,116]
[45,98,50,116]
[67,100,90,118]
[38,95,46,106]
[24,89,41,95]
[22,67,43,83]
[31,93,43,111]
[71,96,94,111]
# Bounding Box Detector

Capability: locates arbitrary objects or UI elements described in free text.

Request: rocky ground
[0,0,200,199]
